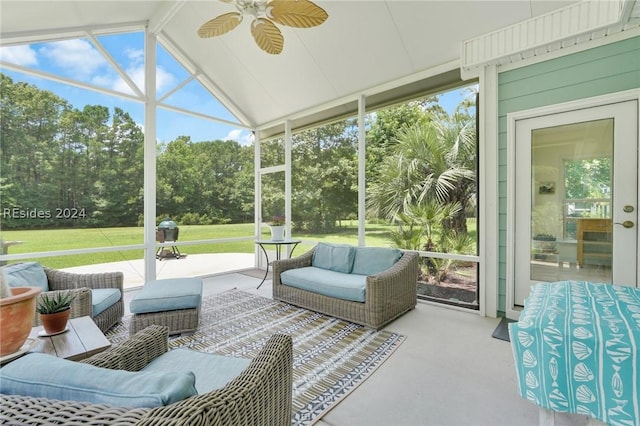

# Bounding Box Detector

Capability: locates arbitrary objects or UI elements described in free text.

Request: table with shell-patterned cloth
[509,281,640,426]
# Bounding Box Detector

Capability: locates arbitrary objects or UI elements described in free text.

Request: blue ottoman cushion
[130,278,203,314]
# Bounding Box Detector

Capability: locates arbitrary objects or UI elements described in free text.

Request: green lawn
[2,220,476,269]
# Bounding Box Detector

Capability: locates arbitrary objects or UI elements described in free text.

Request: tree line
[1,73,255,230]
[1,73,477,241]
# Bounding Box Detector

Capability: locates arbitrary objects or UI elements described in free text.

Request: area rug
[106,289,405,425]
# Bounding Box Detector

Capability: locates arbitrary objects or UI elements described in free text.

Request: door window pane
[530,119,613,284]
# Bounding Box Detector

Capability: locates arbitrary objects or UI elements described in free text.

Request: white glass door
[513,100,638,306]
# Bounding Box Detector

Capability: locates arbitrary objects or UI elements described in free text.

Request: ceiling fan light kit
[198,0,328,55]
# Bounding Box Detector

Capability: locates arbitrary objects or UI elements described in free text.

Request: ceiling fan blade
[251,18,284,55]
[197,12,243,38]
[268,0,328,28]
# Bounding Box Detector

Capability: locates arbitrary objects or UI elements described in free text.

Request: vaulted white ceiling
[2,0,636,137]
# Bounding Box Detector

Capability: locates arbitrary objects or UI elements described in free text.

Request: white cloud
[226,129,242,140]
[34,40,173,96]
[125,47,144,65]
[38,39,107,76]
[90,74,114,88]
[226,129,254,145]
[111,65,175,95]
[0,45,38,66]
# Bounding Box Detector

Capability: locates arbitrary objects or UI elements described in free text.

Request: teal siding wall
[496,36,640,313]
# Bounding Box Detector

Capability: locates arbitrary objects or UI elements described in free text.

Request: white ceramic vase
[270,226,285,241]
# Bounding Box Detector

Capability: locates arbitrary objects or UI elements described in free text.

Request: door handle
[614,220,635,229]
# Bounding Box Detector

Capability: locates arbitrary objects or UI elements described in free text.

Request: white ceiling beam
[157,72,199,103]
[148,0,188,35]
[158,102,252,130]
[0,22,146,47]
[86,32,145,98]
[157,32,253,127]
[620,0,638,22]
[0,60,143,103]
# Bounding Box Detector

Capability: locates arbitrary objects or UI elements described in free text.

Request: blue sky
[1,32,470,145]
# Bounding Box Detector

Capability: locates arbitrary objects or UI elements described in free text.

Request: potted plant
[36,291,76,335]
[532,233,557,252]
[531,202,562,254]
[268,215,286,241]
[0,272,42,356]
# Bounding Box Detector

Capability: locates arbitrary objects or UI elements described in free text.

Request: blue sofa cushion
[281,266,367,302]
[92,288,122,316]
[143,348,251,394]
[352,247,403,276]
[130,278,203,314]
[312,243,356,274]
[0,353,197,408]
[3,262,49,292]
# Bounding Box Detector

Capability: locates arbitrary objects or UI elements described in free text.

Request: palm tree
[367,112,476,234]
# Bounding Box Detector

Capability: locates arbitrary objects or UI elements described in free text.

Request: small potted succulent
[36,291,76,335]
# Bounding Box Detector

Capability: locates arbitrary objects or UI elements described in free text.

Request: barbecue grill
[156,219,182,259]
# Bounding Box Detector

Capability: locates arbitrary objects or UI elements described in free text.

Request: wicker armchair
[273,247,419,330]
[0,325,294,426]
[35,267,124,333]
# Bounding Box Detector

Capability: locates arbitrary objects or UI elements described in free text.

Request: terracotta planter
[40,308,71,335]
[0,287,42,356]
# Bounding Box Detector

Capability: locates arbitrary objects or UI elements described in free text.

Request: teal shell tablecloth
[509,281,640,426]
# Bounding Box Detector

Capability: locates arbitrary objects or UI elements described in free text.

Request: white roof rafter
[87,32,145,98]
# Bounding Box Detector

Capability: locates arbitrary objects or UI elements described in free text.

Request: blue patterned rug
[106,289,405,426]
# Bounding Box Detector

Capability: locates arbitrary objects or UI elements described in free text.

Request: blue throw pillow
[3,262,49,292]
[312,242,356,273]
[352,247,403,276]
[0,353,197,408]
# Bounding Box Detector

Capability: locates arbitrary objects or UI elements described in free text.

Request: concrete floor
[122,272,591,426]
[67,253,256,290]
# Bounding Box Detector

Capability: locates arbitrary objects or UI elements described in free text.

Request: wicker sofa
[0,325,294,425]
[4,262,124,333]
[273,244,419,330]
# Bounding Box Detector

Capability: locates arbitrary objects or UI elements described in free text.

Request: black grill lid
[158,219,178,229]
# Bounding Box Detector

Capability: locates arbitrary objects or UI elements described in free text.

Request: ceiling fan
[197,0,328,55]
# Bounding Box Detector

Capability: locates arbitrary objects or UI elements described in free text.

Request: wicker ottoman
[129,278,203,336]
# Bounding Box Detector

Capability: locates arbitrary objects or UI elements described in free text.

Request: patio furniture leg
[539,408,555,426]
[257,243,269,289]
